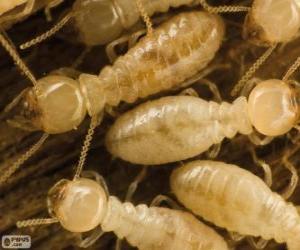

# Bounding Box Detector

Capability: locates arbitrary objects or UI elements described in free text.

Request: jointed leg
[125,167,147,201]
[206,143,221,159]
[105,29,146,64]
[280,157,298,199]
[77,227,104,248]
[248,131,274,146]
[150,195,182,210]
[44,0,64,21]
[246,237,269,249]
[249,146,272,187]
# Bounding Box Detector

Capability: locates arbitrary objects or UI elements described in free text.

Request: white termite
[170,160,300,250]
[16,172,229,250]
[7,11,225,134]
[105,56,300,165]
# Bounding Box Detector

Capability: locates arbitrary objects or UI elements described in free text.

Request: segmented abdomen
[99,11,224,106]
[170,160,300,244]
[105,96,252,165]
[101,196,228,250]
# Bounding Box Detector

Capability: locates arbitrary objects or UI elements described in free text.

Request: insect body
[12,11,224,134]
[105,95,252,165]
[170,160,300,250]
[18,177,229,250]
[105,57,300,165]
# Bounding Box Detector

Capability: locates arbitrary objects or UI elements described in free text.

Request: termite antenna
[17,218,58,228]
[0,133,49,185]
[135,0,153,36]
[282,56,300,82]
[199,0,251,13]
[0,30,38,88]
[20,12,73,50]
[73,114,102,180]
[231,44,277,96]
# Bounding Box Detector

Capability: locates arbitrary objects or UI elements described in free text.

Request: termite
[16,166,229,249]
[170,160,300,250]
[0,10,224,183]
[19,0,208,49]
[105,56,300,165]
[198,0,300,96]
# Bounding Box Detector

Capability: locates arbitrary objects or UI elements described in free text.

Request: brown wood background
[0,1,299,249]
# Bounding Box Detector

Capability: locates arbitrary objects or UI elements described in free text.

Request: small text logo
[2,235,31,249]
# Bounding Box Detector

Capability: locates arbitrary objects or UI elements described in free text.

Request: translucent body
[244,0,300,45]
[13,11,224,134]
[170,160,300,250]
[81,11,225,116]
[0,0,27,16]
[248,79,299,136]
[105,96,252,165]
[72,0,198,45]
[48,178,229,249]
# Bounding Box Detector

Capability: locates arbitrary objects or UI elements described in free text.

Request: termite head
[72,0,124,45]
[8,75,87,134]
[243,0,300,46]
[47,178,108,232]
[248,79,299,136]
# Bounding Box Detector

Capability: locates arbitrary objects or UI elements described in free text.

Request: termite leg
[125,167,147,202]
[176,64,230,90]
[248,131,274,146]
[240,77,261,97]
[246,237,269,250]
[179,88,199,97]
[206,143,221,159]
[105,106,120,118]
[228,232,244,242]
[249,146,272,187]
[81,170,109,196]
[105,35,131,63]
[150,195,182,210]
[44,0,64,21]
[280,158,298,200]
[105,29,146,64]
[76,227,105,248]
[199,78,222,102]
[128,29,146,49]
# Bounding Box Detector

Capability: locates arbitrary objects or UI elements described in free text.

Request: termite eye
[48,178,107,233]
[73,0,123,45]
[244,0,300,45]
[248,79,298,136]
[28,75,86,134]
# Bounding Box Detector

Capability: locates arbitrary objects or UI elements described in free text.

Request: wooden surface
[0,1,299,249]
